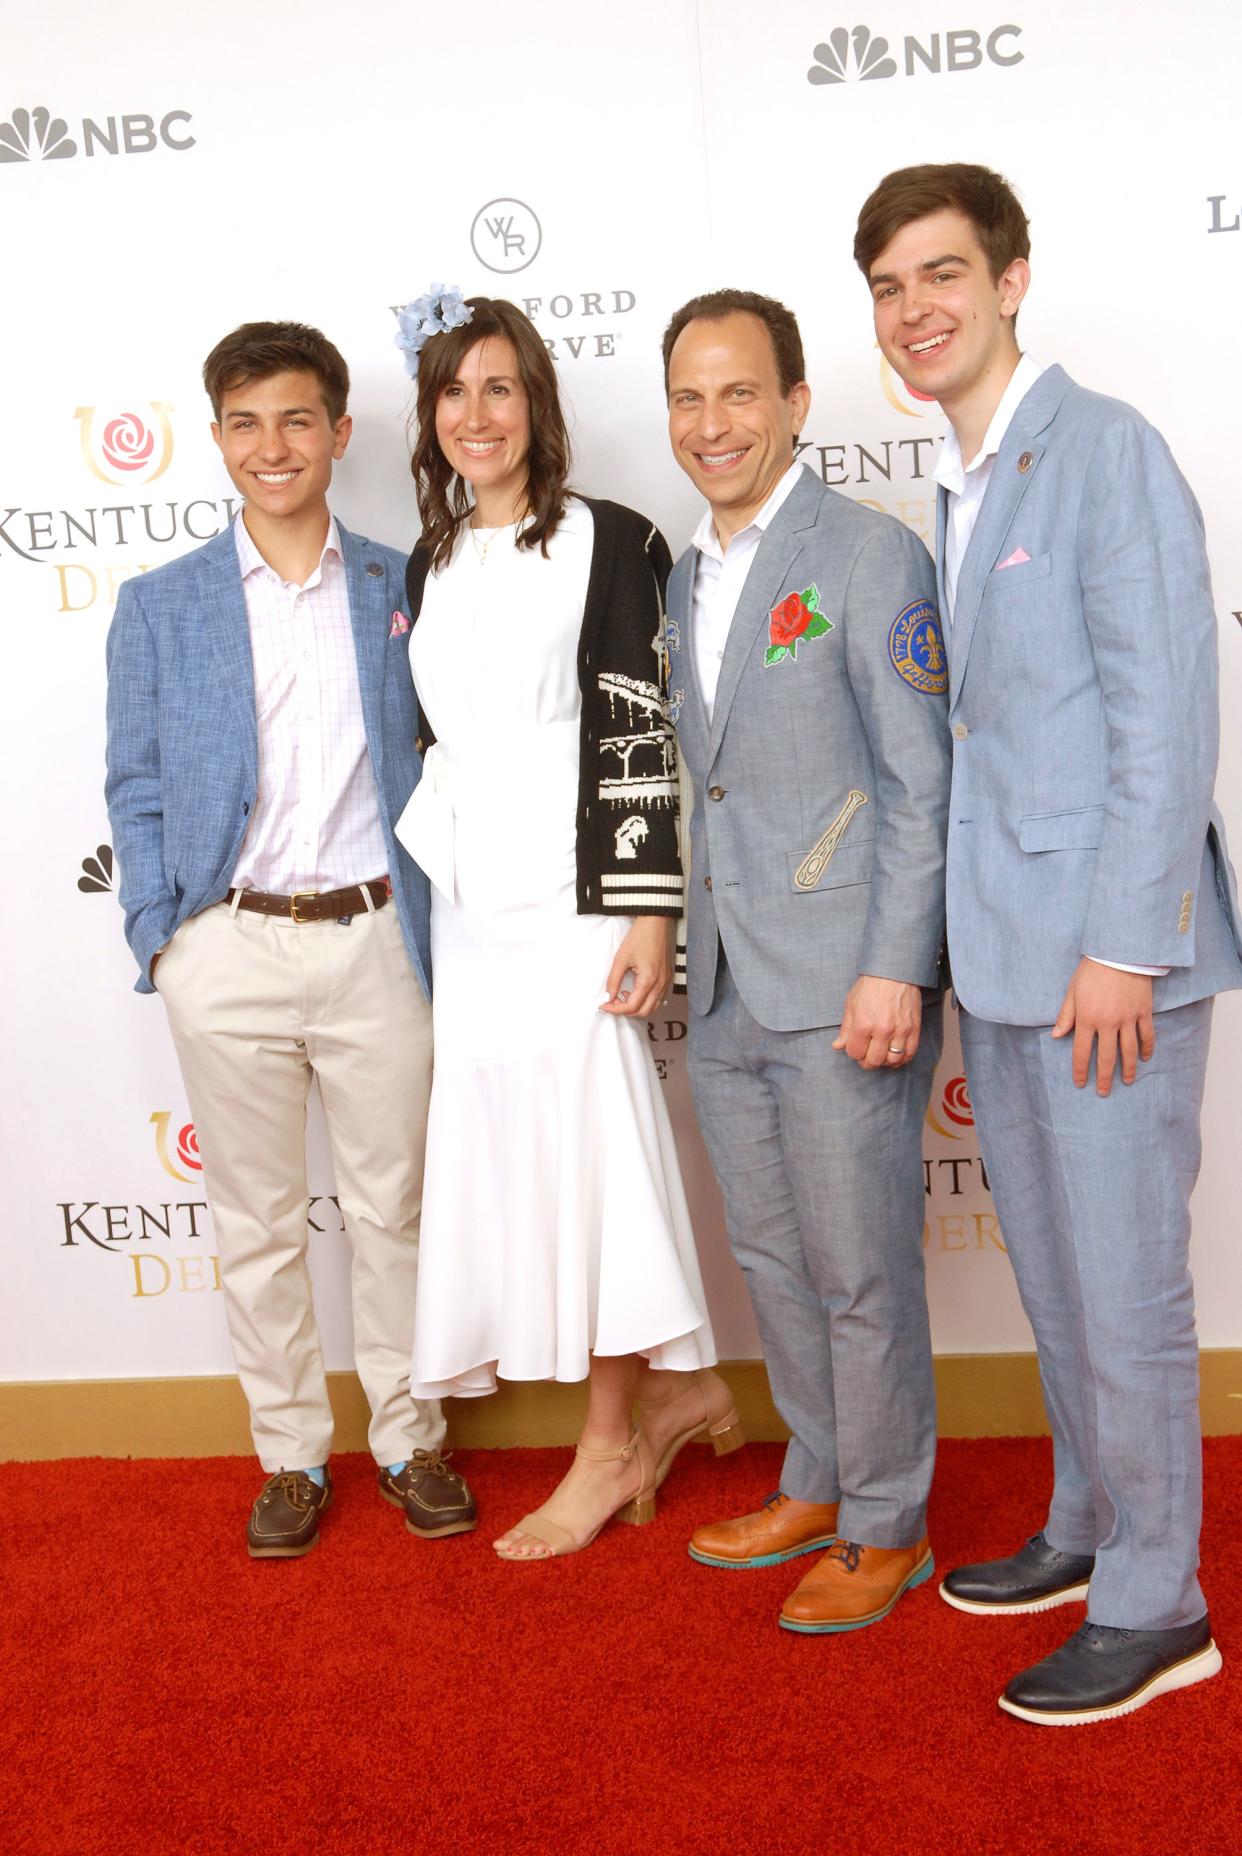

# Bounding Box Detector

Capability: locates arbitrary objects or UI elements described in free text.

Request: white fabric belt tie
[394,743,457,903]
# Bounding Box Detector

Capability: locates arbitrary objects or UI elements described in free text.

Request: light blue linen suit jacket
[105,519,431,996]
[667,465,951,1031]
[939,364,1242,1024]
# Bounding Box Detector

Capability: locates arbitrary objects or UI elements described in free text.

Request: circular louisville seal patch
[888,598,948,695]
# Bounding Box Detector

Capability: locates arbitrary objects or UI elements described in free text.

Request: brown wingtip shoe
[379,1451,477,1538]
[779,1535,934,1633]
[246,1467,333,1559]
[688,1491,839,1569]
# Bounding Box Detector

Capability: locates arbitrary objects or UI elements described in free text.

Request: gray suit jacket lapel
[668,550,709,756]
[200,527,259,782]
[339,521,386,777]
[707,468,821,760]
[948,364,1072,707]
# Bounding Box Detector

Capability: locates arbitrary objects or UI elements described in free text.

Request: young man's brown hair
[203,321,351,425]
[853,163,1030,285]
[661,288,806,396]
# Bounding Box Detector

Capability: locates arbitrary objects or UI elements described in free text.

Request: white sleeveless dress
[396,500,716,1397]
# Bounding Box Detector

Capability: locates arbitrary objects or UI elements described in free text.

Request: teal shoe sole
[779,1552,935,1632]
[688,1534,837,1571]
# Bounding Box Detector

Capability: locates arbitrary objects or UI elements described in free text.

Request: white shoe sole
[938,1578,1090,1616]
[998,1641,1223,1726]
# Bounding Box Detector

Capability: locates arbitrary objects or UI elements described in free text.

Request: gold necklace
[469,524,493,567]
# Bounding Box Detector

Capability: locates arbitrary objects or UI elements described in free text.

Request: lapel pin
[366,562,384,576]
[1017,451,1034,474]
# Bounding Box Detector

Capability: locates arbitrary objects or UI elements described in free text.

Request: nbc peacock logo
[78,844,114,894]
[75,403,174,487]
[926,1074,974,1140]
[150,1111,203,1183]
[0,107,76,162]
[808,28,897,83]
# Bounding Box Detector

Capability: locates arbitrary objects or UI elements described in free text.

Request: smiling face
[433,335,532,526]
[868,207,1028,426]
[212,369,350,526]
[666,312,810,545]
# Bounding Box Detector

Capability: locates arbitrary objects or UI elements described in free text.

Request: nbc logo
[78,845,114,894]
[807,23,1023,86]
[0,104,195,164]
[0,107,75,161]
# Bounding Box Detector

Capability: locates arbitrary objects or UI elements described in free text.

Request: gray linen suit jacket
[667,464,951,1031]
[937,364,1242,1025]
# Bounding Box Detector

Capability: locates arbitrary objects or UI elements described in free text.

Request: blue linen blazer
[938,364,1242,1024]
[104,519,431,996]
[667,465,951,1032]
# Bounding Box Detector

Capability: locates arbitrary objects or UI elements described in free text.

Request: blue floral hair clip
[395,283,474,380]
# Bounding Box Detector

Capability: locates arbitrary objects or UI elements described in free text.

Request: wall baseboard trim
[2,1351,1239,1462]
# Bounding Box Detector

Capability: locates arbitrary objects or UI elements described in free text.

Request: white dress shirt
[935,358,1164,979]
[690,461,804,721]
[229,511,389,895]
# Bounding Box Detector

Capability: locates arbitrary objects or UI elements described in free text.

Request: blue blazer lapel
[947,365,1073,708]
[707,468,820,760]
[339,521,387,775]
[200,526,259,785]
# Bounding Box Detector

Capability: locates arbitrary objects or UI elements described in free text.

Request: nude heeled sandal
[636,1368,746,1491]
[493,1429,657,1561]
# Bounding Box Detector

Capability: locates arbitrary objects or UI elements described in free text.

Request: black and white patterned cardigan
[404,494,685,925]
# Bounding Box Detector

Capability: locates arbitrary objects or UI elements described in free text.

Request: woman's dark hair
[410,297,571,571]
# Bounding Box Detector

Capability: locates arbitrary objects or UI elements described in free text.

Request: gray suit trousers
[960,1000,1213,1630]
[688,956,941,1544]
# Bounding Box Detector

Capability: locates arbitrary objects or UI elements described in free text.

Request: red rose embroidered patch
[765,584,833,667]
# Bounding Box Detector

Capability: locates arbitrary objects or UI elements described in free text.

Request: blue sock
[304,1465,326,1488]
[385,1461,407,1477]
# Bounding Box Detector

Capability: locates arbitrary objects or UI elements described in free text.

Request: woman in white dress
[393,289,743,1560]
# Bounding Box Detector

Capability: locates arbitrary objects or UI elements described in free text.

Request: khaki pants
[156,897,442,1472]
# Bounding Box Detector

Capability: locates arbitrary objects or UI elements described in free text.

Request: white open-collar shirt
[689,460,804,721]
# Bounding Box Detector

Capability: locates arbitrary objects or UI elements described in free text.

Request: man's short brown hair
[853,163,1030,284]
[202,321,351,425]
[661,289,806,396]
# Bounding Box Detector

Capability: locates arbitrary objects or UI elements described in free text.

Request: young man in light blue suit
[858,164,1242,1723]
[661,292,952,1633]
[106,322,475,1555]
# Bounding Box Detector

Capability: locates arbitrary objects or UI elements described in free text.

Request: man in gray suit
[660,290,951,1633]
[857,163,1242,1720]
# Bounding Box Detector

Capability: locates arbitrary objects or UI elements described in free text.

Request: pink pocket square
[996,546,1031,570]
[390,610,410,637]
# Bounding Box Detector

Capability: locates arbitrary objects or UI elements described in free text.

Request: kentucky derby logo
[808,28,897,83]
[77,844,114,894]
[75,403,174,486]
[878,351,939,419]
[150,1110,202,1183]
[765,585,834,667]
[0,106,76,161]
[888,599,947,695]
[926,1074,974,1139]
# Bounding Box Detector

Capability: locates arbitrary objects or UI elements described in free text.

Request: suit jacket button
[951,723,969,741]
[366,561,384,576]
[708,785,726,801]
[704,876,713,891]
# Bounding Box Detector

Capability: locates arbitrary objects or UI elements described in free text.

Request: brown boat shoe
[246,1467,333,1559]
[378,1451,477,1538]
[780,1535,935,1632]
[688,1491,840,1569]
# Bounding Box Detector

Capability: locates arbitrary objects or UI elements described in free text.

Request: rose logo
[926,1073,975,1139]
[175,1123,202,1172]
[150,1109,202,1182]
[75,401,174,486]
[765,584,834,667]
[102,414,155,473]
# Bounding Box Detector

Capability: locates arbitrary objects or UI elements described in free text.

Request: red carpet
[3,1438,1238,1856]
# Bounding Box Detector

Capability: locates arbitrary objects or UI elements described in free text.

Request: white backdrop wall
[4,0,1240,1384]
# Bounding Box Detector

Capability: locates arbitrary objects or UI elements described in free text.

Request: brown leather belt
[232,877,392,923]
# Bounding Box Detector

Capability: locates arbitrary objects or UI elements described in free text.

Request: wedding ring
[888,1044,906,1055]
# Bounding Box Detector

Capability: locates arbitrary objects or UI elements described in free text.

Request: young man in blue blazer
[857,164,1242,1723]
[106,322,474,1555]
